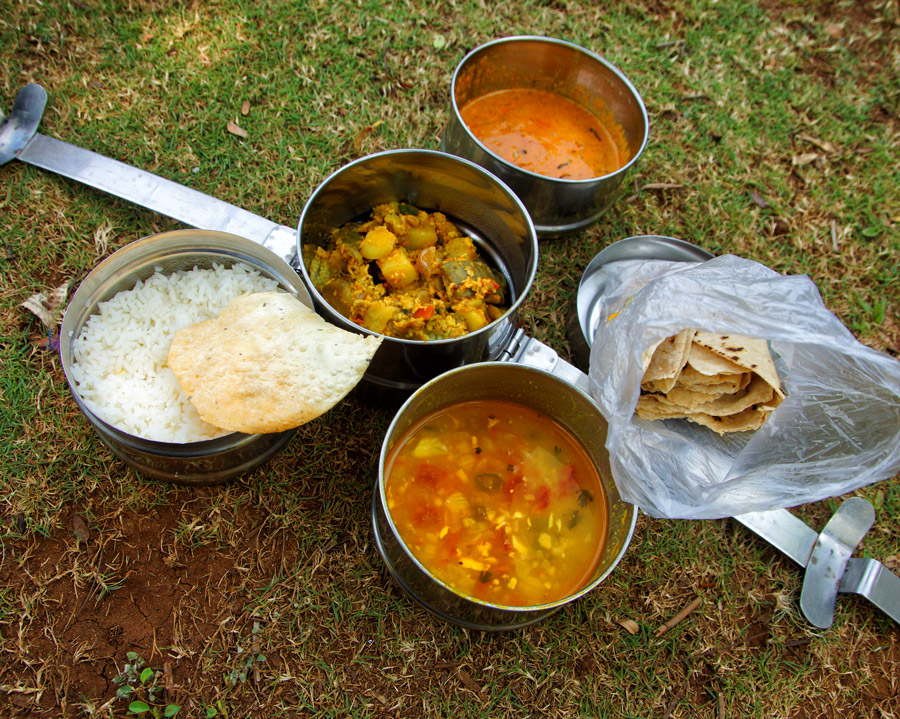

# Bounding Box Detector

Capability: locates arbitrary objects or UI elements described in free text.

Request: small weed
[113,652,180,718]
[224,622,267,688]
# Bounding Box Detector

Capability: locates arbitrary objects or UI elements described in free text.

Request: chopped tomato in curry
[304,202,508,340]
[385,400,607,607]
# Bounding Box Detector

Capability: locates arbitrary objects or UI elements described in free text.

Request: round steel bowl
[59,229,314,485]
[373,362,637,630]
[296,149,538,405]
[566,235,716,371]
[441,36,649,238]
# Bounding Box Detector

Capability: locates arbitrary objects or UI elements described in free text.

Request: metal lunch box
[296,149,540,405]
[441,36,649,238]
[59,229,314,485]
[372,361,638,631]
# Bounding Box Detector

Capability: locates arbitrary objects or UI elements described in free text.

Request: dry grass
[1,0,898,717]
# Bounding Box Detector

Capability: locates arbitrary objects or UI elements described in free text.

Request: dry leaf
[792,152,819,167]
[21,282,70,328]
[241,100,250,115]
[798,134,836,154]
[750,190,770,208]
[458,669,483,695]
[351,121,383,153]
[617,618,640,635]
[94,221,113,255]
[227,120,249,138]
[72,515,90,543]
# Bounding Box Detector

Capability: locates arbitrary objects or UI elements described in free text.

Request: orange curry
[385,399,607,607]
[460,87,629,180]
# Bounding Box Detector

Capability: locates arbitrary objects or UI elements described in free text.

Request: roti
[691,330,784,398]
[168,291,383,433]
[641,329,694,381]
[635,327,784,434]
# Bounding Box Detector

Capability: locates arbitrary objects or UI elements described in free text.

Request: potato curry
[305,202,508,341]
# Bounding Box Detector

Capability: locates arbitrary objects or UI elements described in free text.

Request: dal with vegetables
[385,399,607,607]
[304,202,508,340]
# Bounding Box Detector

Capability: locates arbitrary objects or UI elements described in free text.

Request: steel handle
[16,133,298,266]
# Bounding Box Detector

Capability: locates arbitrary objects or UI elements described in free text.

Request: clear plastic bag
[588,254,900,520]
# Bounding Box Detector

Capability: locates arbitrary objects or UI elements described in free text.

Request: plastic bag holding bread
[588,254,900,520]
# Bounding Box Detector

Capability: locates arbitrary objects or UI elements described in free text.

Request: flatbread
[677,365,748,391]
[689,405,776,435]
[641,329,695,382]
[685,343,747,377]
[168,291,382,433]
[635,327,785,434]
[692,330,784,398]
[672,375,775,416]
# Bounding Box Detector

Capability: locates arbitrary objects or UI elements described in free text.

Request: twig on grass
[656,596,703,637]
[662,690,684,719]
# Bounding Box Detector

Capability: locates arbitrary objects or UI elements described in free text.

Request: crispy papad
[168,291,382,434]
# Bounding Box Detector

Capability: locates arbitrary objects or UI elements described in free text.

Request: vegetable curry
[460,88,629,180]
[304,202,508,341]
[385,400,607,607]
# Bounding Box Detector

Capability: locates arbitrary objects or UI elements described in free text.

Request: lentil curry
[305,202,508,340]
[385,399,608,607]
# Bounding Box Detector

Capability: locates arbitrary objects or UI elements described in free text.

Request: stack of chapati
[168,291,382,434]
[636,329,784,434]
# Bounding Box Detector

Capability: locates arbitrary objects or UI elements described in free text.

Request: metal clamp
[500,330,593,396]
[735,498,899,628]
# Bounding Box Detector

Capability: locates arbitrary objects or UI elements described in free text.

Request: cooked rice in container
[69,263,279,443]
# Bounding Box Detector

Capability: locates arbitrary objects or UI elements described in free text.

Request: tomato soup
[460,88,629,180]
[384,400,607,607]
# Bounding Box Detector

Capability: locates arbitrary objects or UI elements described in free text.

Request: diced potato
[360,226,397,260]
[404,224,438,250]
[412,437,447,457]
[444,236,477,260]
[527,445,564,477]
[363,300,395,333]
[459,557,488,572]
[457,308,488,332]
[377,248,418,288]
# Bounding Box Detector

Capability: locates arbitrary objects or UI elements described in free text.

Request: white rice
[70,263,279,443]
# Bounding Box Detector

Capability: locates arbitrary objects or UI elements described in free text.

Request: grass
[1,0,899,716]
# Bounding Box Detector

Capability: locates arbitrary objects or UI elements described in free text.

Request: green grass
[1,0,899,717]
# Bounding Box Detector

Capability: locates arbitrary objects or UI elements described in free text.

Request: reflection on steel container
[442,36,649,237]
